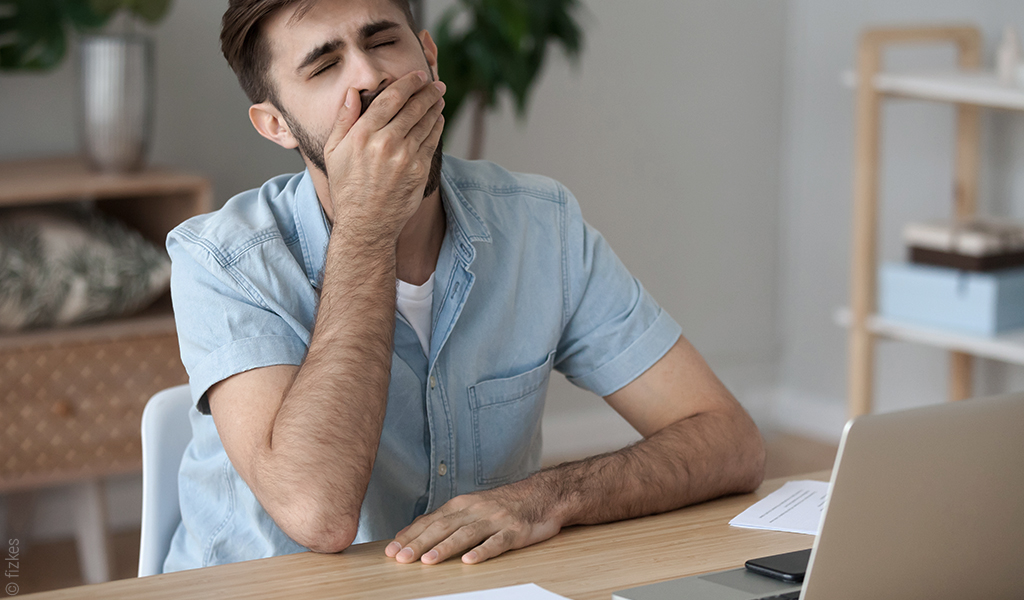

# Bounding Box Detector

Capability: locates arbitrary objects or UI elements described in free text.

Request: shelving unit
[842,25,1024,419]
[0,156,212,583]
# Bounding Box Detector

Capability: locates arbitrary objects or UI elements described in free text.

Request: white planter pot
[78,34,154,173]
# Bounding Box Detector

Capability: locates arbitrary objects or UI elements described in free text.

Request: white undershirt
[396,272,435,357]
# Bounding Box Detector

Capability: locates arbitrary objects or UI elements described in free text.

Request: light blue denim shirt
[162,155,681,572]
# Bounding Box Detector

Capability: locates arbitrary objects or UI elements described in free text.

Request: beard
[280,83,444,200]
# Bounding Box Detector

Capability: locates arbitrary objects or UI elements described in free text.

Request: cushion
[0,206,172,331]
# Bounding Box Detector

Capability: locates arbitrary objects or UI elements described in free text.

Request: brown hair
[221,0,418,105]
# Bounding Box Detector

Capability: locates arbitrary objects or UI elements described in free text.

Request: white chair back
[138,384,194,577]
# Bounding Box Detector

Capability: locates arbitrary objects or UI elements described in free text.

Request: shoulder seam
[174,227,285,268]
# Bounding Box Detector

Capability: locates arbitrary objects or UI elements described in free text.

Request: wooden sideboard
[0,156,212,582]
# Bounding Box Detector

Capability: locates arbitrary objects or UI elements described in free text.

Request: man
[163,0,765,572]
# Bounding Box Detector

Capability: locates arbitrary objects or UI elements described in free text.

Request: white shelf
[841,69,1024,111]
[834,307,1024,366]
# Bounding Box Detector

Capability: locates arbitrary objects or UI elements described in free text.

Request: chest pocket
[468,351,556,487]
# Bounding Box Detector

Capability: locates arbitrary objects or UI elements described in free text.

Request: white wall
[1,0,788,540]
[434,0,788,453]
[776,0,1024,441]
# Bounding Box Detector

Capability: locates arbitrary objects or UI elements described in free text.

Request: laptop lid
[802,392,1024,599]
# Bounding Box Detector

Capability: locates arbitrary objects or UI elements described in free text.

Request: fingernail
[385,541,401,556]
[398,547,414,561]
[463,551,478,563]
[434,80,446,93]
[418,71,428,82]
[423,550,438,563]
[344,89,353,108]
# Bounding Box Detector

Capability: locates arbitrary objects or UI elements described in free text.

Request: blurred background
[1,0,1022,592]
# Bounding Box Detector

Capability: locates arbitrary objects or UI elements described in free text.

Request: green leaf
[127,0,171,24]
[64,0,113,31]
[0,0,67,71]
[87,0,123,18]
[432,0,584,136]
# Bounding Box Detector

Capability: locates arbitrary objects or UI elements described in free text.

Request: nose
[346,50,389,113]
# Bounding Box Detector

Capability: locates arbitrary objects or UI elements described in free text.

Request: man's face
[262,0,443,195]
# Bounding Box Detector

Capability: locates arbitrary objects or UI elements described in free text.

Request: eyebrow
[295,20,403,74]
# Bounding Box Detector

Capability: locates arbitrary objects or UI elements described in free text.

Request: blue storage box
[879,262,1024,335]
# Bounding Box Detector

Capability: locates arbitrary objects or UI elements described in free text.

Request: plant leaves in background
[124,0,172,24]
[435,0,584,126]
[64,0,113,30]
[0,0,68,70]
[87,0,123,18]
[0,0,171,71]
[89,0,172,24]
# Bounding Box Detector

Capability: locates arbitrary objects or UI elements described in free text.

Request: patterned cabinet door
[0,332,186,492]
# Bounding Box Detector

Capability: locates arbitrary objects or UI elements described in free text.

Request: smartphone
[744,548,812,583]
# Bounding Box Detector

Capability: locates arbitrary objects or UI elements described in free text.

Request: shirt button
[438,462,447,476]
[429,376,437,389]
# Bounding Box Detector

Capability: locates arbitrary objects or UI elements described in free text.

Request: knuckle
[379,89,405,113]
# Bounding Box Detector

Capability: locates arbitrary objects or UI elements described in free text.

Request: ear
[419,29,439,81]
[249,102,299,150]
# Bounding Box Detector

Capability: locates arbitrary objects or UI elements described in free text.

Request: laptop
[613,392,1024,600]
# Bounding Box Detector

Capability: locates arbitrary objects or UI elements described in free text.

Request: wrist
[518,467,579,529]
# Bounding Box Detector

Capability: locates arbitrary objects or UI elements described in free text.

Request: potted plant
[0,0,173,172]
[433,0,584,159]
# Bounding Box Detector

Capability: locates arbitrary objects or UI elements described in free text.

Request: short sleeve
[554,188,682,396]
[167,229,308,414]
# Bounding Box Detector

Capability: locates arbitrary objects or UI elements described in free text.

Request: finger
[407,96,444,147]
[394,511,471,563]
[386,513,447,561]
[360,70,430,129]
[323,87,361,155]
[421,522,493,565]
[462,529,518,565]
[382,79,446,139]
[416,112,444,162]
[391,511,440,549]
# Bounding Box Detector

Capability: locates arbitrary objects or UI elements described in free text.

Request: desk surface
[25,472,829,600]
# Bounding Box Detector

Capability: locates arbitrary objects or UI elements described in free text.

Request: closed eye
[310,60,338,78]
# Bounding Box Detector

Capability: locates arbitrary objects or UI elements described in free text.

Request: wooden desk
[24,473,828,600]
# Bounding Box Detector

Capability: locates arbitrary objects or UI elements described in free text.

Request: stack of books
[878,219,1024,335]
[903,219,1024,271]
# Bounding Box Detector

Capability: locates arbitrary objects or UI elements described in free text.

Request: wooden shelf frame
[846,25,991,419]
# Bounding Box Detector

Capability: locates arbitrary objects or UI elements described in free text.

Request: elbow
[725,407,766,494]
[274,501,360,554]
[737,419,767,493]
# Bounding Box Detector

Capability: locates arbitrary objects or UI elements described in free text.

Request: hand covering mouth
[360,88,385,116]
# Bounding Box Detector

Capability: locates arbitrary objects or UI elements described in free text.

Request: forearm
[254,231,398,547]
[540,404,765,527]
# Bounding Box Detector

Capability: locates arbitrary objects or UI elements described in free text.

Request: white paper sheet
[412,583,570,600]
[729,479,829,535]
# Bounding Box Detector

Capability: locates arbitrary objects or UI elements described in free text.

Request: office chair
[138,384,194,577]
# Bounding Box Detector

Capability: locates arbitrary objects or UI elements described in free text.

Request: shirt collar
[293,156,492,289]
